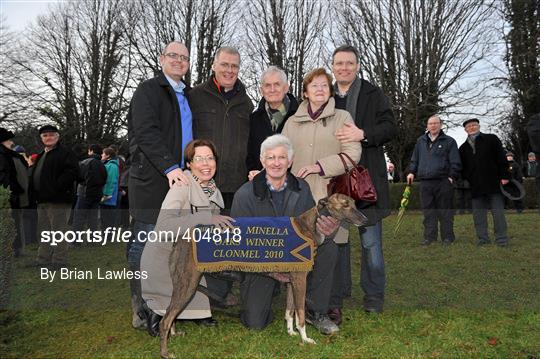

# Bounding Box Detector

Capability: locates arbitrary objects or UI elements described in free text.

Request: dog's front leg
[285,283,297,336]
[291,273,316,345]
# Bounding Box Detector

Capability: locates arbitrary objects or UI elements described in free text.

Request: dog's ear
[317,197,329,208]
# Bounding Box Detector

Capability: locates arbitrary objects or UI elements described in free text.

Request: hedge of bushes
[0,186,15,309]
[388,177,539,211]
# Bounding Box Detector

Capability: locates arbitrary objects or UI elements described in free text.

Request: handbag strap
[337,153,349,173]
[338,152,357,169]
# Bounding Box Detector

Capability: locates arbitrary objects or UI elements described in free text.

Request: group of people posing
[2,40,537,339]
[127,42,395,337]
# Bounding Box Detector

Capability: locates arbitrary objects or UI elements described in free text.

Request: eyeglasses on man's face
[217,62,240,71]
[164,53,190,62]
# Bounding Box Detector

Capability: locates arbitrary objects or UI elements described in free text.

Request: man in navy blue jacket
[407,115,462,245]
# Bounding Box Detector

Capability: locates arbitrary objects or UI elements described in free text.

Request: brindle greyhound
[159,193,367,358]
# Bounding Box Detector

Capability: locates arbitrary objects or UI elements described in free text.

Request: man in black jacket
[459,118,510,246]
[407,115,462,245]
[31,125,78,267]
[188,46,254,305]
[127,41,192,329]
[246,66,299,172]
[505,151,524,213]
[0,127,29,257]
[72,144,107,232]
[232,134,339,335]
[330,45,397,318]
[188,46,254,212]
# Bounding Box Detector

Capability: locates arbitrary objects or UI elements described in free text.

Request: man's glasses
[164,53,190,62]
[217,62,240,71]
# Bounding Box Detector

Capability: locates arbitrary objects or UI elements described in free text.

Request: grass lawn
[2,212,539,358]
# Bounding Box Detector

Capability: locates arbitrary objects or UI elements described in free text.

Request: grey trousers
[471,193,509,244]
[36,202,71,265]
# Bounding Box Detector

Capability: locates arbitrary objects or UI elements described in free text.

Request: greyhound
[159,193,367,358]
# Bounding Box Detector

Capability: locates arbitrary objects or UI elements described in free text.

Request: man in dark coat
[30,125,78,266]
[72,144,107,232]
[232,134,340,335]
[527,113,540,211]
[0,127,29,257]
[246,66,299,172]
[459,118,510,246]
[407,115,462,245]
[188,46,254,212]
[331,45,398,318]
[126,41,192,329]
[505,151,524,213]
[188,46,254,303]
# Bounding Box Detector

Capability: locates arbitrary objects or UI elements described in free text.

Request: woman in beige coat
[140,139,234,335]
[280,68,362,334]
[282,67,361,244]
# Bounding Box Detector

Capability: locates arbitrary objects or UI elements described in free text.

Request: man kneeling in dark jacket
[230,134,340,334]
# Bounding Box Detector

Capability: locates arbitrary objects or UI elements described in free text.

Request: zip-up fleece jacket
[408,131,462,180]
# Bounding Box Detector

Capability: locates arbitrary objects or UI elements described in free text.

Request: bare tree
[333,0,498,176]
[123,0,196,83]
[193,0,236,85]
[123,0,234,86]
[0,19,35,126]
[243,0,328,99]
[12,0,134,146]
[501,0,540,160]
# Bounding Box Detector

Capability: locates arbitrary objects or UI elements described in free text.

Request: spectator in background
[505,151,524,213]
[72,144,107,233]
[455,178,472,214]
[0,128,29,257]
[459,118,510,247]
[527,113,540,212]
[246,66,299,172]
[407,115,461,246]
[100,147,120,233]
[525,152,537,178]
[387,162,399,183]
[118,153,130,229]
[31,125,78,267]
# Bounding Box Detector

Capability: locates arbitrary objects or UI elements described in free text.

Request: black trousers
[420,178,456,242]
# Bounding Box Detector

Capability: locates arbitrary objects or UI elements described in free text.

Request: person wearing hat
[459,119,511,247]
[30,124,78,267]
[0,127,29,257]
[505,151,524,213]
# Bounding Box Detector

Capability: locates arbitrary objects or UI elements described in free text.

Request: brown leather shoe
[327,308,342,326]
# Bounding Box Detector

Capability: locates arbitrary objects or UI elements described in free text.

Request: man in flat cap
[31,125,78,267]
[459,119,510,246]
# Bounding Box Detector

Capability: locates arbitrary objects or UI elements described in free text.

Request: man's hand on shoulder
[335,122,365,143]
[166,168,189,187]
